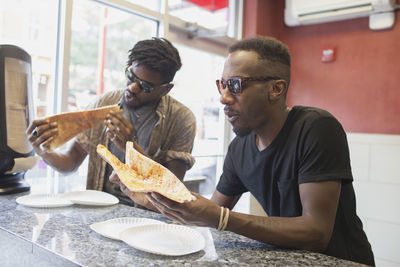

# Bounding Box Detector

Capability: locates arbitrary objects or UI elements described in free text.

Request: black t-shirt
[217,106,374,266]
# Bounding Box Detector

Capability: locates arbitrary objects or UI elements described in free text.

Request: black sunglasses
[125,67,171,93]
[216,76,279,95]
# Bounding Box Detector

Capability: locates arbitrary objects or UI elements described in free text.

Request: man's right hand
[109,171,157,211]
[26,119,58,156]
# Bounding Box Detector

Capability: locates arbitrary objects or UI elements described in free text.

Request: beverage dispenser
[0,44,39,194]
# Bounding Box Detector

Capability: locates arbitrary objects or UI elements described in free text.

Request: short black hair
[229,36,291,84]
[127,37,182,83]
[229,36,290,66]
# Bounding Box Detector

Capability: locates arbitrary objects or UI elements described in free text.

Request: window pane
[170,43,225,195]
[0,0,58,117]
[58,0,159,194]
[69,0,158,111]
[0,0,58,190]
[169,0,229,31]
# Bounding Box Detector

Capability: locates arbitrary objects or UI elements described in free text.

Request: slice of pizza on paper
[45,104,121,150]
[96,141,195,203]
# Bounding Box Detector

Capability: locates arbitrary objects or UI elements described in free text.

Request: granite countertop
[0,192,364,267]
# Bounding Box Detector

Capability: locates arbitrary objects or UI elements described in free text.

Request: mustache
[121,90,136,108]
[123,89,136,99]
[125,88,134,95]
[224,106,240,116]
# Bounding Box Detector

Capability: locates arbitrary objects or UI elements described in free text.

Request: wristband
[217,207,230,231]
[220,208,230,231]
[217,206,224,231]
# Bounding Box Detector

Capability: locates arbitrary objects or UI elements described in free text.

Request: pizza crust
[97,142,195,203]
[45,104,121,150]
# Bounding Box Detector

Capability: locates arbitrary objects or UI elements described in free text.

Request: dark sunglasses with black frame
[216,76,280,95]
[125,67,171,93]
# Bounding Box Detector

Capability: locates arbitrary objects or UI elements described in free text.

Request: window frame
[56,0,242,151]
[39,0,242,192]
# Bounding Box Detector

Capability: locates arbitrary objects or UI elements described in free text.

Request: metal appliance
[0,44,38,194]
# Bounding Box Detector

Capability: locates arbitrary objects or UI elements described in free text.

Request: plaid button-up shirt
[77,89,196,191]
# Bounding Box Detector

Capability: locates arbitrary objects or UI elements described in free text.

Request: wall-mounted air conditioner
[284,0,397,30]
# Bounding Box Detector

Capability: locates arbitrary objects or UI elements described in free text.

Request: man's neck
[255,106,291,151]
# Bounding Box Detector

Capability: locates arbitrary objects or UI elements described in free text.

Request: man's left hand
[146,192,221,228]
[109,171,156,211]
[104,110,134,153]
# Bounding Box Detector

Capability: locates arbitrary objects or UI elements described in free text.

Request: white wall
[348,133,400,267]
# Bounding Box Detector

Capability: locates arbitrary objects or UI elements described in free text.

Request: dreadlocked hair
[127,37,182,83]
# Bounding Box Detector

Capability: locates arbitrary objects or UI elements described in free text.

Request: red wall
[243,0,400,134]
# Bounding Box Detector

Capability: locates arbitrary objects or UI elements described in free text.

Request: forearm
[39,150,81,173]
[225,212,331,251]
[38,141,87,173]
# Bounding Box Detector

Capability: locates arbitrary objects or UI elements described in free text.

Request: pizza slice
[45,104,121,150]
[96,142,195,203]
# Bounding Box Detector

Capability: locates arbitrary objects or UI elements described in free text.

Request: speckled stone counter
[0,192,364,267]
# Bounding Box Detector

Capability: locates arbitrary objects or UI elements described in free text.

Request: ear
[269,80,288,102]
[161,84,174,96]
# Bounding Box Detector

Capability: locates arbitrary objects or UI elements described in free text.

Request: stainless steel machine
[0,44,38,194]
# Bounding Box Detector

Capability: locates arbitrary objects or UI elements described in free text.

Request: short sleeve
[298,117,353,184]
[216,143,247,196]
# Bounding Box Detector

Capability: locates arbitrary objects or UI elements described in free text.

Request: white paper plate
[90,217,165,240]
[16,194,73,208]
[120,224,205,256]
[62,190,119,206]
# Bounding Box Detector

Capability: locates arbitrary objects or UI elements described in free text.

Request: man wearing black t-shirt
[145,36,375,266]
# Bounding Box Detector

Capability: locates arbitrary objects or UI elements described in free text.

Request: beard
[121,91,137,110]
[233,126,252,137]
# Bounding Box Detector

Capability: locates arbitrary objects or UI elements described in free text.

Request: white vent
[284,0,397,30]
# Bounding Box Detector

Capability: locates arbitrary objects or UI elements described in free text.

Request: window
[62,0,159,193]
[170,43,226,195]
[0,0,58,192]
[68,0,158,111]
[169,0,229,31]
[1,0,240,195]
[0,0,58,117]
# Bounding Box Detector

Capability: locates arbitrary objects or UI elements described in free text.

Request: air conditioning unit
[284,0,397,30]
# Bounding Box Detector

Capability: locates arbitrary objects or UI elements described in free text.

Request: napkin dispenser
[0,44,38,194]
